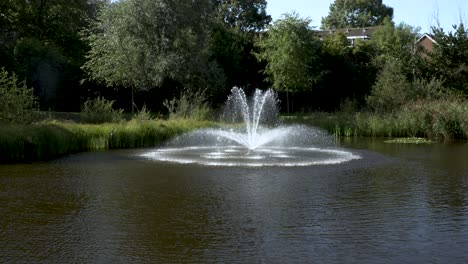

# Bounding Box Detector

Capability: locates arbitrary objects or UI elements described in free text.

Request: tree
[370,17,420,79]
[209,25,255,91]
[367,58,447,113]
[209,0,272,94]
[0,0,107,110]
[213,0,271,32]
[83,0,225,97]
[255,13,321,93]
[321,0,393,29]
[255,13,322,112]
[366,59,412,113]
[430,23,468,94]
[316,32,365,110]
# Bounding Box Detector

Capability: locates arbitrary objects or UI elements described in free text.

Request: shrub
[81,96,123,123]
[399,99,468,139]
[0,68,38,123]
[366,59,412,113]
[366,59,449,113]
[163,88,211,120]
[410,77,447,100]
[132,104,154,121]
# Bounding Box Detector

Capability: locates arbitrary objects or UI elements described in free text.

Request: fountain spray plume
[142,87,361,166]
[223,87,279,149]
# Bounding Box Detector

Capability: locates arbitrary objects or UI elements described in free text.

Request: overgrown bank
[283,99,468,139]
[0,119,215,163]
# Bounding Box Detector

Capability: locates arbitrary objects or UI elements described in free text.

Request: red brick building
[415,33,437,54]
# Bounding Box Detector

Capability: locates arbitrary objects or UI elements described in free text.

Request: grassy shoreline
[0,119,216,163]
[2,102,468,163]
[282,111,468,139]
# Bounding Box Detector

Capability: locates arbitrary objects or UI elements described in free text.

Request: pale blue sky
[266,0,468,33]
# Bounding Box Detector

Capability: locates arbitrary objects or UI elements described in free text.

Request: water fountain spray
[141,87,360,166]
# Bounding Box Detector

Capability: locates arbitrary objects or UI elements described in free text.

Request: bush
[163,88,211,120]
[398,99,468,139]
[132,104,154,121]
[366,59,449,113]
[366,60,412,113]
[0,68,38,123]
[81,96,123,123]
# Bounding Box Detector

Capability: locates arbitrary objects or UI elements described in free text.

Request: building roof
[315,27,378,39]
[416,33,437,44]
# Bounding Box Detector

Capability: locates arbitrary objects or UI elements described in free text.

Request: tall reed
[281,99,468,139]
[0,119,215,163]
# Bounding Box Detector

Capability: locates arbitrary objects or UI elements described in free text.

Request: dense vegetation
[0,118,216,163]
[1,0,468,162]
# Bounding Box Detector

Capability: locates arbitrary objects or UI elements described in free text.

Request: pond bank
[0,119,215,163]
[282,110,468,139]
[2,108,467,163]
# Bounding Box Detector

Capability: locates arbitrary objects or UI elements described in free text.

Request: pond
[0,138,467,263]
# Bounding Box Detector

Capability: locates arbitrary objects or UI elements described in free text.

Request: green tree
[83,0,224,96]
[430,23,468,94]
[255,13,321,93]
[311,31,379,111]
[366,58,447,113]
[255,13,322,112]
[209,25,255,90]
[366,59,411,113]
[0,0,107,110]
[371,18,418,58]
[213,0,271,32]
[321,0,393,29]
[209,0,272,94]
[370,17,420,78]
[322,32,350,57]
[316,32,365,110]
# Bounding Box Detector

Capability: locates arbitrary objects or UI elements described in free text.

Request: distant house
[415,33,437,55]
[315,27,377,47]
[316,27,438,56]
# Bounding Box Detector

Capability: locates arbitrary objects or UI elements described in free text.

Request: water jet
[142,87,360,166]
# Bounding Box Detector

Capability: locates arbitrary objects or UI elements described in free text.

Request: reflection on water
[0,139,467,263]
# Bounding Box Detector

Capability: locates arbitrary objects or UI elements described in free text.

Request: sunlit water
[1,138,467,263]
[141,146,359,167]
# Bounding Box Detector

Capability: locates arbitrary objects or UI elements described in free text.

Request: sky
[266,0,468,33]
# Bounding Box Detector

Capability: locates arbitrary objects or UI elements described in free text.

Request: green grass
[0,118,216,163]
[2,98,466,163]
[281,99,468,140]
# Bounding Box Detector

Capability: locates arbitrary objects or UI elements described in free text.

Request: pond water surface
[1,138,467,263]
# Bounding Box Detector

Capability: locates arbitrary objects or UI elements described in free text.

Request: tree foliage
[321,0,393,29]
[255,13,322,93]
[209,0,272,93]
[0,0,106,110]
[314,32,377,110]
[213,0,271,32]
[371,18,419,59]
[367,59,447,113]
[83,0,225,94]
[430,23,468,94]
[370,17,420,79]
[81,96,123,124]
[0,68,38,123]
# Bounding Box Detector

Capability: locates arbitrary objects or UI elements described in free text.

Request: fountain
[141,87,360,166]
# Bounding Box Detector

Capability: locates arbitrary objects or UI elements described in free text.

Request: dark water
[1,138,467,263]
